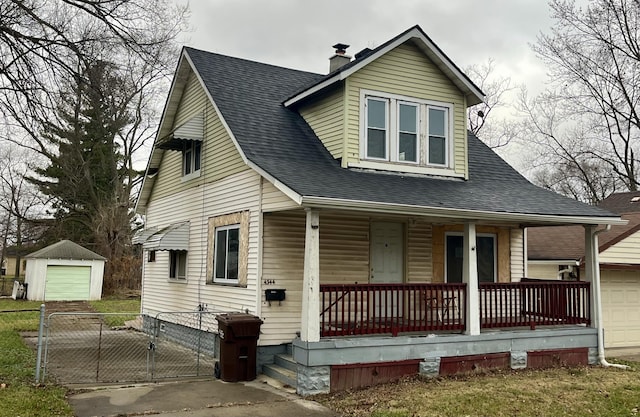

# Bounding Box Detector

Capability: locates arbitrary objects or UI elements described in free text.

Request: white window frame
[444,232,497,283]
[397,101,420,164]
[169,250,187,281]
[358,89,456,175]
[364,97,389,160]
[182,140,202,181]
[213,224,240,284]
[426,105,449,167]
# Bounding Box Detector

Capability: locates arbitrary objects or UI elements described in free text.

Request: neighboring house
[1,245,31,277]
[24,240,106,301]
[528,193,640,348]
[135,26,623,394]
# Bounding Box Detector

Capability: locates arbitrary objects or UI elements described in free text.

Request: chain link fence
[40,309,227,385]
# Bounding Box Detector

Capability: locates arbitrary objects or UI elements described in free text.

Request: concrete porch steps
[262,354,297,388]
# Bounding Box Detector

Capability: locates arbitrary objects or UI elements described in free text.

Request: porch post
[583,225,600,330]
[301,209,320,342]
[463,222,481,335]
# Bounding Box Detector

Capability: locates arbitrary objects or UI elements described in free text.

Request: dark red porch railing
[319,283,466,337]
[479,280,591,329]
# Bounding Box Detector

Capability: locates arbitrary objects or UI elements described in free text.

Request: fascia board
[300,196,627,226]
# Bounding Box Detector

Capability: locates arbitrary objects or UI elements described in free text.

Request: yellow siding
[510,228,525,281]
[407,220,433,282]
[260,179,298,212]
[298,87,344,160]
[600,231,640,264]
[142,170,262,326]
[527,262,561,280]
[345,42,467,175]
[150,71,247,201]
[261,212,434,345]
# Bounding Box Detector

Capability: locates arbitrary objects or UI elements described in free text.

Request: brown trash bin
[215,312,263,382]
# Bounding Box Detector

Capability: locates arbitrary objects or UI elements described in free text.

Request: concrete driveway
[69,376,339,417]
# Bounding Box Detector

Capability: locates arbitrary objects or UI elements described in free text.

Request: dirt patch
[43,301,96,314]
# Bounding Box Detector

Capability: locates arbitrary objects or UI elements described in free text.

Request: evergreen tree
[30,60,135,287]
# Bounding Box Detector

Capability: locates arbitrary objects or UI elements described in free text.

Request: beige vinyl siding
[142,170,261,331]
[600,231,640,264]
[261,212,435,345]
[527,262,562,280]
[261,211,370,345]
[510,228,525,281]
[298,87,344,160]
[601,269,640,347]
[150,72,247,201]
[407,220,432,282]
[345,42,467,175]
[260,179,299,212]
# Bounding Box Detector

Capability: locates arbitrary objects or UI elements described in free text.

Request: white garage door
[601,270,640,348]
[45,265,91,301]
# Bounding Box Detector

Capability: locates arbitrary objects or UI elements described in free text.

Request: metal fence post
[35,303,45,383]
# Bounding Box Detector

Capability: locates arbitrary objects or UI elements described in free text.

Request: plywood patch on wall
[206,211,250,286]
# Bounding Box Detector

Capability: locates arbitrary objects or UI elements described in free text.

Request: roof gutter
[300,196,627,226]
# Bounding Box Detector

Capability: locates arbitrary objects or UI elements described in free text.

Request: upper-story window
[183,140,202,178]
[362,91,452,170]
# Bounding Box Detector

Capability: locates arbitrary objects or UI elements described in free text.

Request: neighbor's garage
[601,269,640,348]
[24,240,105,301]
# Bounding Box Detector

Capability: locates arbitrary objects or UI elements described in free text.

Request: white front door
[370,222,404,283]
[370,222,404,322]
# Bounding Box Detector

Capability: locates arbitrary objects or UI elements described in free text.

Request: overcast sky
[176,1,563,171]
[180,0,555,94]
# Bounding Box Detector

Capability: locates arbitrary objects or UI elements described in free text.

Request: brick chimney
[329,43,351,72]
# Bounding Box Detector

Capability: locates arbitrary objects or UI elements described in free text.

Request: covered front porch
[319,280,591,337]
[284,208,609,394]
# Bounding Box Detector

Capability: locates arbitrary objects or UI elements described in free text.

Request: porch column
[463,222,481,335]
[301,209,320,342]
[583,225,600,330]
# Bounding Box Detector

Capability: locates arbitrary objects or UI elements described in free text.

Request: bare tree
[525,0,640,202]
[0,144,46,278]
[0,1,188,291]
[0,1,188,132]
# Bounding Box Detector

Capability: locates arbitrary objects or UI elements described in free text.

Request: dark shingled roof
[184,47,616,219]
[598,192,640,214]
[25,240,105,261]
[527,212,640,261]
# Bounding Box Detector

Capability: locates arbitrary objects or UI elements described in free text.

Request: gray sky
[181,0,554,94]
[178,1,561,172]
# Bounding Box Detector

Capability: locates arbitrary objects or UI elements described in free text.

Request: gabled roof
[527,212,640,261]
[138,26,623,226]
[25,240,105,261]
[284,25,484,108]
[598,192,640,214]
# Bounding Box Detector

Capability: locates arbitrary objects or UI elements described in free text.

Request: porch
[319,280,591,337]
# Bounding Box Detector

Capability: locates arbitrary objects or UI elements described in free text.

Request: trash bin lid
[215,312,263,324]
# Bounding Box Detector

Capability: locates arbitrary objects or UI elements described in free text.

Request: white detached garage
[24,240,106,301]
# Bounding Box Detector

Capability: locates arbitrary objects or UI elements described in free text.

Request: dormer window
[182,140,202,178]
[360,90,453,172]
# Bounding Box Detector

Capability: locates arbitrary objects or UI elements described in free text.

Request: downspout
[592,225,628,369]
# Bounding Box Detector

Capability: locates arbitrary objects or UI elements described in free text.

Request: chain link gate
[40,310,224,384]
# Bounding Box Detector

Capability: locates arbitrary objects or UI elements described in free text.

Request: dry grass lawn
[316,360,640,417]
